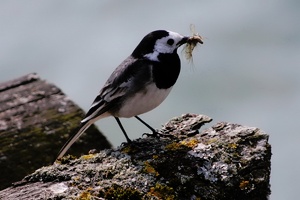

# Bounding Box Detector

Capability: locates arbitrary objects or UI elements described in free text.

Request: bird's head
[132,30,189,61]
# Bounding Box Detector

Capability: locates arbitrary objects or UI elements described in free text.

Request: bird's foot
[143,130,176,139]
[120,138,132,147]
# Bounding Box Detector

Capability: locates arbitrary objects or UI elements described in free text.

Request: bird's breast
[116,83,172,118]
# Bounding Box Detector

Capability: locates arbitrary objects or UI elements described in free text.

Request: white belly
[117,83,172,118]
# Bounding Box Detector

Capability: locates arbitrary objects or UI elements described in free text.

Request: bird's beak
[177,35,204,47]
[177,36,189,47]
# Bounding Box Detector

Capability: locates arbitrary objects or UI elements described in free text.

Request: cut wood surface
[0,73,111,190]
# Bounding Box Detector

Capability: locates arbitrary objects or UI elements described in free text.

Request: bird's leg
[134,116,159,137]
[135,116,177,139]
[114,117,132,143]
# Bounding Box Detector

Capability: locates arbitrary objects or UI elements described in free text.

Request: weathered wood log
[0,73,111,190]
[0,114,271,200]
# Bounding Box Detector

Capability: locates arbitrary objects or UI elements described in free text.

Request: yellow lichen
[228,143,238,149]
[81,154,96,160]
[104,184,142,199]
[207,138,218,144]
[239,180,250,190]
[148,183,175,200]
[144,161,159,176]
[77,191,92,200]
[165,142,182,150]
[180,138,199,148]
[121,145,136,154]
[56,154,77,164]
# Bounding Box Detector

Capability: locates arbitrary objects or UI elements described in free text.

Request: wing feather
[82,56,153,122]
[56,56,154,160]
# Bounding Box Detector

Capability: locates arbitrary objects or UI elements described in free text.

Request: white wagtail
[57,30,203,159]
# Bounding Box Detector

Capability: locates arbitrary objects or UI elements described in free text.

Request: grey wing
[56,56,152,160]
[81,56,152,123]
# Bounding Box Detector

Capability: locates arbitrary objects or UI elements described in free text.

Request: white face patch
[154,31,184,53]
[144,31,184,61]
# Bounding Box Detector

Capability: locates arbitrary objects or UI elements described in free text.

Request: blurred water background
[1,1,299,199]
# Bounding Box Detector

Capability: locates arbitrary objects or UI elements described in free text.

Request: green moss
[43,108,82,133]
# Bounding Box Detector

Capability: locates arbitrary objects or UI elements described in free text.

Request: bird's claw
[142,131,160,138]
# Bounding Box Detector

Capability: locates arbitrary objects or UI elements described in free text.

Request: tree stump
[0,113,271,200]
[0,73,111,190]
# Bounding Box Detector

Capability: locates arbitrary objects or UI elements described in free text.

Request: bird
[57,30,196,160]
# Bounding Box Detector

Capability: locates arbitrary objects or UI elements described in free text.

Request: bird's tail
[56,121,93,161]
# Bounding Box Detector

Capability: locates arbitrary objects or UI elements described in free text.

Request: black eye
[167,39,174,45]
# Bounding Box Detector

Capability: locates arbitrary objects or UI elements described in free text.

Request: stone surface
[0,113,271,200]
